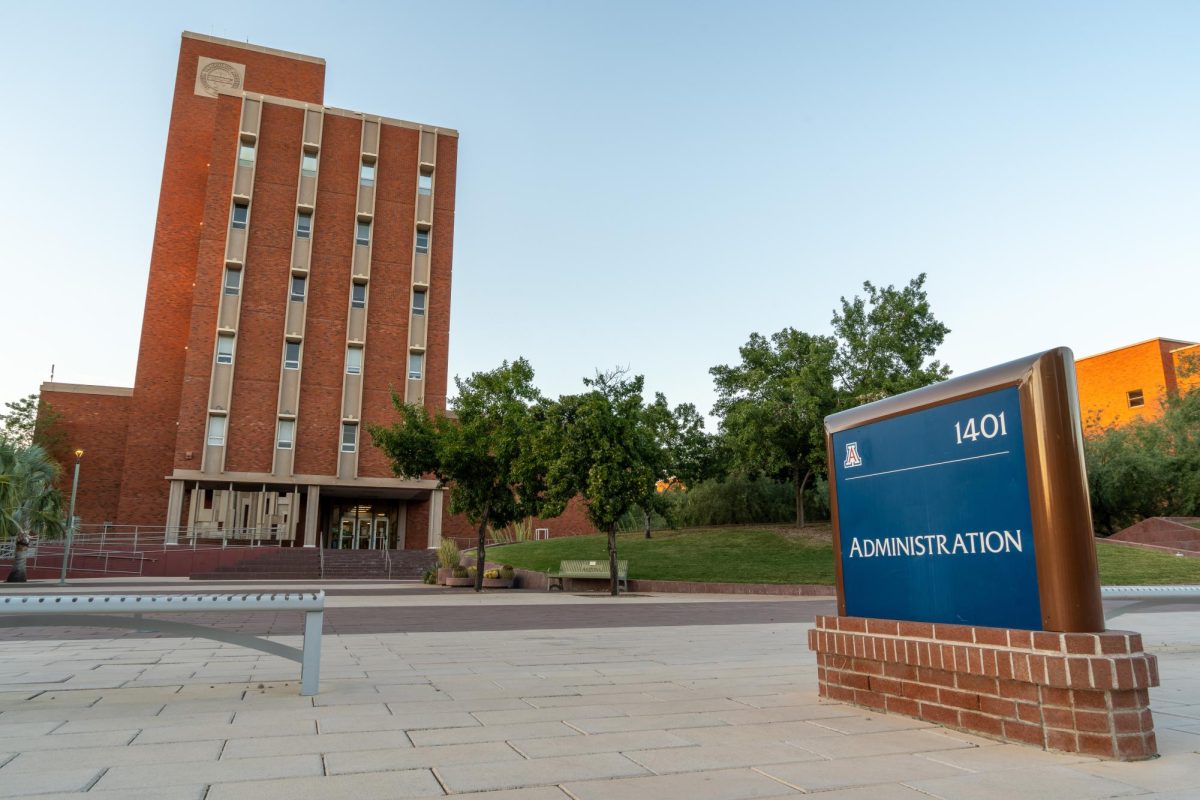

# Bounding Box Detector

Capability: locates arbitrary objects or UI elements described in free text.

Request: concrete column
[165,480,185,544]
[288,488,300,543]
[303,485,321,547]
[427,489,443,549]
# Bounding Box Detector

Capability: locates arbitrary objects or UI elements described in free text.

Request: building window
[418,172,433,196]
[277,419,295,450]
[296,210,312,239]
[351,282,366,309]
[412,289,426,316]
[216,333,234,365]
[238,143,256,166]
[341,423,357,453]
[408,352,424,380]
[415,229,429,254]
[356,221,371,246]
[346,346,363,375]
[284,341,301,370]
[231,202,249,230]
[1127,389,1145,408]
[207,414,226,447]
[360,161,375,187]
[223,268,241,296]
[290,275,306,301]
[301,152,318,176]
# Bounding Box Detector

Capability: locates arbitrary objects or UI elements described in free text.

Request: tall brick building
[1075,338,1199,432]
[42,33,458,550]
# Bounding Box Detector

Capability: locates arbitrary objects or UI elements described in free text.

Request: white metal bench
[0,592,324,695]
[1102,585,1200,621]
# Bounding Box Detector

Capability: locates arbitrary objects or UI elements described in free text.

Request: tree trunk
[474,507,489,593]
[643,507,652,540]
[607,523,619,596]
[794,466,812,528]
[6,531,29,583]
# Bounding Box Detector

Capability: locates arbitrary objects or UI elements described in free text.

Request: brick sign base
[808,616,1159,760]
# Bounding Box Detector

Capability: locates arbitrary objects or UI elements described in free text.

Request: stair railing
[318,542,325,580]
[384,546,392,579]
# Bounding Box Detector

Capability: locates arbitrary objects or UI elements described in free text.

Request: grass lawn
[486,527,1200,587]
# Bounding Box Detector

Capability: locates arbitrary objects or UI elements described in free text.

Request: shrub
[437,539,461,569]
[422,569,436,584]
[500,565,515,578]
[451,565,468,578]
[484,568,500,579]
[467,565,477,577]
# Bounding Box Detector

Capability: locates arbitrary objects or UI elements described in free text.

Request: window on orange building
[1127,389,1145,408]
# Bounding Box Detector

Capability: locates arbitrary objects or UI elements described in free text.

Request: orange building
[1075,338,1199,433]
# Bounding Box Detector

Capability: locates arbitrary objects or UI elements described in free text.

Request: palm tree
[0,442,64,582]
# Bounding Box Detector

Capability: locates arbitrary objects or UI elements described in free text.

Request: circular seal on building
[199,61,242,97]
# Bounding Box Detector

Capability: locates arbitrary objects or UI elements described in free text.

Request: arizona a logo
[844,442,863,468]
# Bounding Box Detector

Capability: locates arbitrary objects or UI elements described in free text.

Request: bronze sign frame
[824,347,1104,633]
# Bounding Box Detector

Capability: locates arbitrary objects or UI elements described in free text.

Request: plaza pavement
[0,579,1197,799]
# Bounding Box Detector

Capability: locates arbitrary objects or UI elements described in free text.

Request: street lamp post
[58,449,84,586]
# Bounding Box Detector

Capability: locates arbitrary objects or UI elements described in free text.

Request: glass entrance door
[371,517,390,550]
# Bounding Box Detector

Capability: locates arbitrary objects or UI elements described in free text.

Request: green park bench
[547,559,629,593]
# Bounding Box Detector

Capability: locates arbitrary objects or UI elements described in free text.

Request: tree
[831,273,951,406]
[369,359,549,591]
[710,329,837,527]
[1,442,65,582]
[1,394,63,453]
[1085,386,1200,534]
[541,370,661,594]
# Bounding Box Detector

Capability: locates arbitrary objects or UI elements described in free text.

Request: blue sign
[831,386,1042,629]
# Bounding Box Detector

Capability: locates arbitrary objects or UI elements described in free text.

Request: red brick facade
[118,35,325,525]
[1075,337,1197,433]
[808,615,1159,760]
[38,388,131,526]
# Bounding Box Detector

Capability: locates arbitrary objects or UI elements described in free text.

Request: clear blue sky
[2,1,1197,423]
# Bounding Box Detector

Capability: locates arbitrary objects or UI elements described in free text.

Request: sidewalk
[0,582,1196,799]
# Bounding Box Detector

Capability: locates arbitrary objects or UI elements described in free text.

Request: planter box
[482,577,513,589]
[444,576,473,587]
[437,567,452,585]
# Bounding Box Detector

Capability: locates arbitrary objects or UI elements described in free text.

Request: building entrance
[322,500,402,549]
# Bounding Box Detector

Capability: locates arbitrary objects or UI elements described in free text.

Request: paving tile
[563,766,802,800]
[222,729,414,758]
[757,752,968,791]
[789,728,980,759]
[806,711,934,734]
[917,743,1097,770]
[511,729,693,758]
[907,764,1148,800]
[0,767,101,797]
[1069,752,1200,792]
[3,739,222,771]
[409,720,580,746]
[93,753,324,791]
[134,720,316,744]
[319,710,479,732]
[55,710,235,733]
[15,788,205,800]
[569,712,732,734]
[326,740,522,775]
[625,741,822,773]
[0,729,137,750]
[436,752,648,793]
[205,768,444,800]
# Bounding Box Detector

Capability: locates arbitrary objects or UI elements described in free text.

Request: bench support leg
[301,609,323,696]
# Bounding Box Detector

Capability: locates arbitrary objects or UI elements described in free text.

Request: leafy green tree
[831,273,951,406]
[1,442,65,582]
[369,359,550,591]
[541,370,661,594]
[710,329,837,527]
[1085,387,1200,534]
[1,394,63,453]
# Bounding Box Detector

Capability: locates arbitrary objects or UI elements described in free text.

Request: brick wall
[808,615,1159,760]
[39,388,131,527]
[441,495,598,542]
[1075,339,1192,432]
[118,35,325,524]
